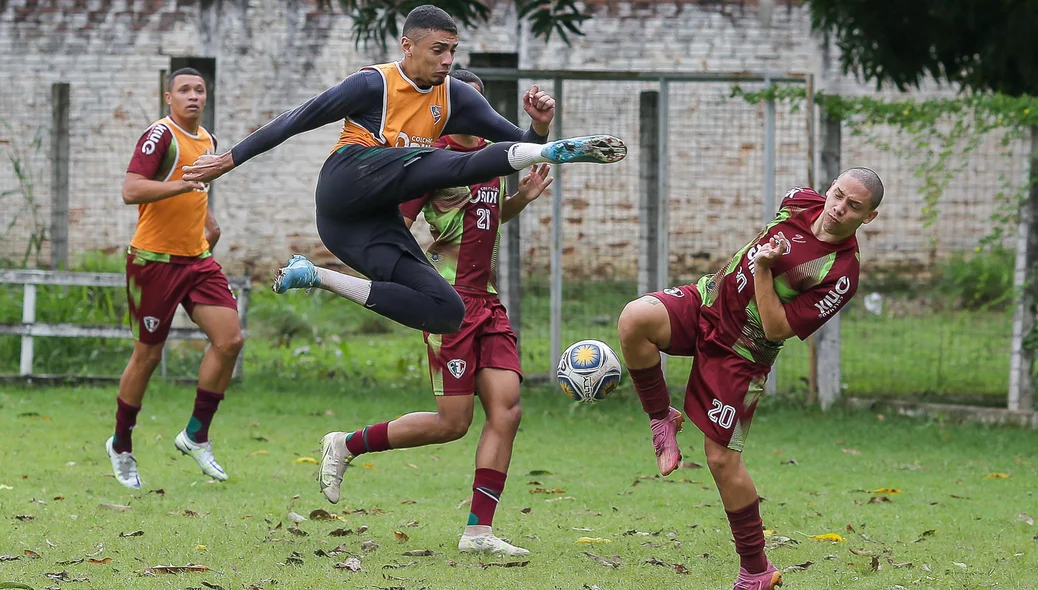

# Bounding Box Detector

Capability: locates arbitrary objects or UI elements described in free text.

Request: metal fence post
[638,90,660,296]
[19,285,36,376]
[816,109,843,410]
[657,79,671,376]
[1009,125,1038,412]
[50,83,70,270]
[549,78,564,374]
[763,77,778,395]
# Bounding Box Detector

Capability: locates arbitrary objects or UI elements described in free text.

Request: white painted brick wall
[0,0,1021,281]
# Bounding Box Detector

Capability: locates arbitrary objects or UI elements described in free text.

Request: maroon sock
[186,388,225,443]
[628,363,671,420]
[726,498,768,574]
[468,468,507,527]
[113,397,141,453]
[345,422,392,456]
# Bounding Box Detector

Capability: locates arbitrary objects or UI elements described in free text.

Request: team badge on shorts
[663,287,685,298]
[430,104,443,125]
[446,359,467,379]
[143,316,161,333]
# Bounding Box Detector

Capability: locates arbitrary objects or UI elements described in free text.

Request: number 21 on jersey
[476,207,491,230]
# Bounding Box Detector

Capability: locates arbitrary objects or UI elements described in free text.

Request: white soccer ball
[557,339,623,403]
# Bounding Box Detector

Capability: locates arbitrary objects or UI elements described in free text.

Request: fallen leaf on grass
[868,488,902,494]
[456,497,472,510]
[361,463,376,470]
[401,550,433,557]
[136,564,210,575]
[45,570,88,582]
[913,529,937,543]
[809,534,845,543]
[99,503,131,512]
[868,496,893,504]
[870,556,880,571]
[360,540,379,551]
[644,557,669,567]
[195,545,208,551]
[329,528,353,537]
[0,485,12,490]
[576,537,611,544]
[200,582,225,590]
[842,448,861,455]
[56,558,84,566]
[85,544,104,557]
[765,535,798,550]
[985,473,1010,479]
[308,509,334,520]
[520,507,532,514]
[887,556,913,568]
[950,494,971,500]
[326,544,349,556]
[673,563,691,574]
[405,520,419,527]
[382,561,417,569]
[1018,513,1035,526]
[356,526,369,534]
[287,527,307,537]
[0,556,20,562]
[953,561,967,569]
[0,583,34,589]
[528,470,554,476]
[170,510,209,518]
[781,459,798,465]
[22,550,39,559]
[393,531,409,542]
[783,561,814,573]
[287,512,307,523]
[14,515,34,522]
[583,552,620,568]
[333,557,363,572]
[481,560,529,569]
[249,450,269,456]
[849,548,874,557]
[679,461,703,469]
[119,530,144,537]
[400,500,417,505]
[529,488,566,494]
[293,457,318,464]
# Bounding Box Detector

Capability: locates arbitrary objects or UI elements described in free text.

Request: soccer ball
[557,339,623,403]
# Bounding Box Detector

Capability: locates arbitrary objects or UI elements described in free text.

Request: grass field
[0,279,1017,404]
[1,381,1037,590]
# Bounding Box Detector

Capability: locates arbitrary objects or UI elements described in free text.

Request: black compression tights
[365,254,465,335]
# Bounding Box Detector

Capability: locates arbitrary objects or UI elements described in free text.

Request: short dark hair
[841,167,884,209]
[402,5,457,39]
[168,67,206,90]
[450,69,484,94]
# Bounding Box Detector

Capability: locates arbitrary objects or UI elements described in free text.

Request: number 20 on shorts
[708,399,736,429]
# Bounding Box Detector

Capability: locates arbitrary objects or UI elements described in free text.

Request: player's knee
[618,299,651,343]
[131,343,165,368]
[426,291,466,334]
[212,330,245,358]
[439,413,472,442]
[705,440,740,474]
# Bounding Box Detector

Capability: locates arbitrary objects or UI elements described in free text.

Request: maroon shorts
[126,252,238,345]
[648,285,771,452]
[424,292,522,396]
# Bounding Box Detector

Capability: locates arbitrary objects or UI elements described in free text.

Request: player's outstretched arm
[502,164,553,223]
[444,81,550,144]
[122,172,203,205]
[182,71,379,183]
[752,233,796,342]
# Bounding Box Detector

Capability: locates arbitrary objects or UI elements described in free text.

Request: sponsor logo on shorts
[143,316,161,333]
[430,104,443,125]
[662,287,684,298]
[814,275,852,318]
[446,359,467,379]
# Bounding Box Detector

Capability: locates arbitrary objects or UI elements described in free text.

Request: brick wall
[0,0,1021,279]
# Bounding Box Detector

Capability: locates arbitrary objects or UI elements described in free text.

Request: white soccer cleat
[174,430,228,481]
[105,436,141,489]
[458,533,531,557]
[318,431,355,504]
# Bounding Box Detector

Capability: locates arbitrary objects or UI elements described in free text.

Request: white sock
[464,525,492,538]
[315,267,371,306]
[506,142,549,169]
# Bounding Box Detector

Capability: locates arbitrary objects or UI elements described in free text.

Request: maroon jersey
[400,136,505,294]
[693,187,860,366]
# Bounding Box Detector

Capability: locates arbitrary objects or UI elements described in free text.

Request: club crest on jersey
[447,359,467,379]
[143,316,161,333]
[430,104,443,125]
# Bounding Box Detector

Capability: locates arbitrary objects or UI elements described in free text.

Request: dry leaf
[887,556,913,568]
[783,560,814,573]
[287,527,307,537]
[361,463,376,470]
[99,503,131,512]
[119,530,144,538]
[950,494,971,500]
[809,533,845,543]
[56,558,84,566]
[849,548,874,556]
[402,550,433,557]
[357,525,369,534]
[287,512,307,523]
[88,557,113,565]
[360,540,379,551]
[673,563,691,574]
[407,463,418,469]
[400,500,417,505]
[481,560,529,569]
[0,484,13,490]
[679,461,703,469]
[393,531,409,542]
[521,507,532,514]
[583,552,621,568]
[953,561,967,569]
[333,557,363,572]
[250,450,269,456]
[868,496,893,504]
[382,561,417,569]
[644,557,669,567]
[846,524,856,533]
[406,520,419,527]
[195,545,208,551]
[329,528,353,537]
[870,556,880,571]
[842,448,861,455]
[985,473,1010,479]
[15,515,34,521]
[529,488,566,494]
[781,459,798,465]
[309,509,334,520]
[293,457,318,464]
[576,537,611,544]
[456,496,472,510]
[868,488,902,494]
[1018,513,1035,526]
[136,564,210,575]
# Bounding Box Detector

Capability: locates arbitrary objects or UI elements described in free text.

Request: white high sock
[506,142,550,170]
[315,267,372,306]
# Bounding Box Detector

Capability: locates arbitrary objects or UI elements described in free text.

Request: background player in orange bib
[105,68,244,489]
[617,168,883,589]
[182,5,626,504]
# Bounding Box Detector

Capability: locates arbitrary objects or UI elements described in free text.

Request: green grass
[0,277,1018,402]
[1,382,1036,589]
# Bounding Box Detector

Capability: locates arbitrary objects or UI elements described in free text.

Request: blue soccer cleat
[272,254,321,294]
[540,135,627,164]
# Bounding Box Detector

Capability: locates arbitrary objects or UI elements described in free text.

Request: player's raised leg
[617,295,685,475]
[458,367,527,557]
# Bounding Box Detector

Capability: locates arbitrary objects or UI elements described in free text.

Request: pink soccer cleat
[650,406,684,476]
[733,562,783,590]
